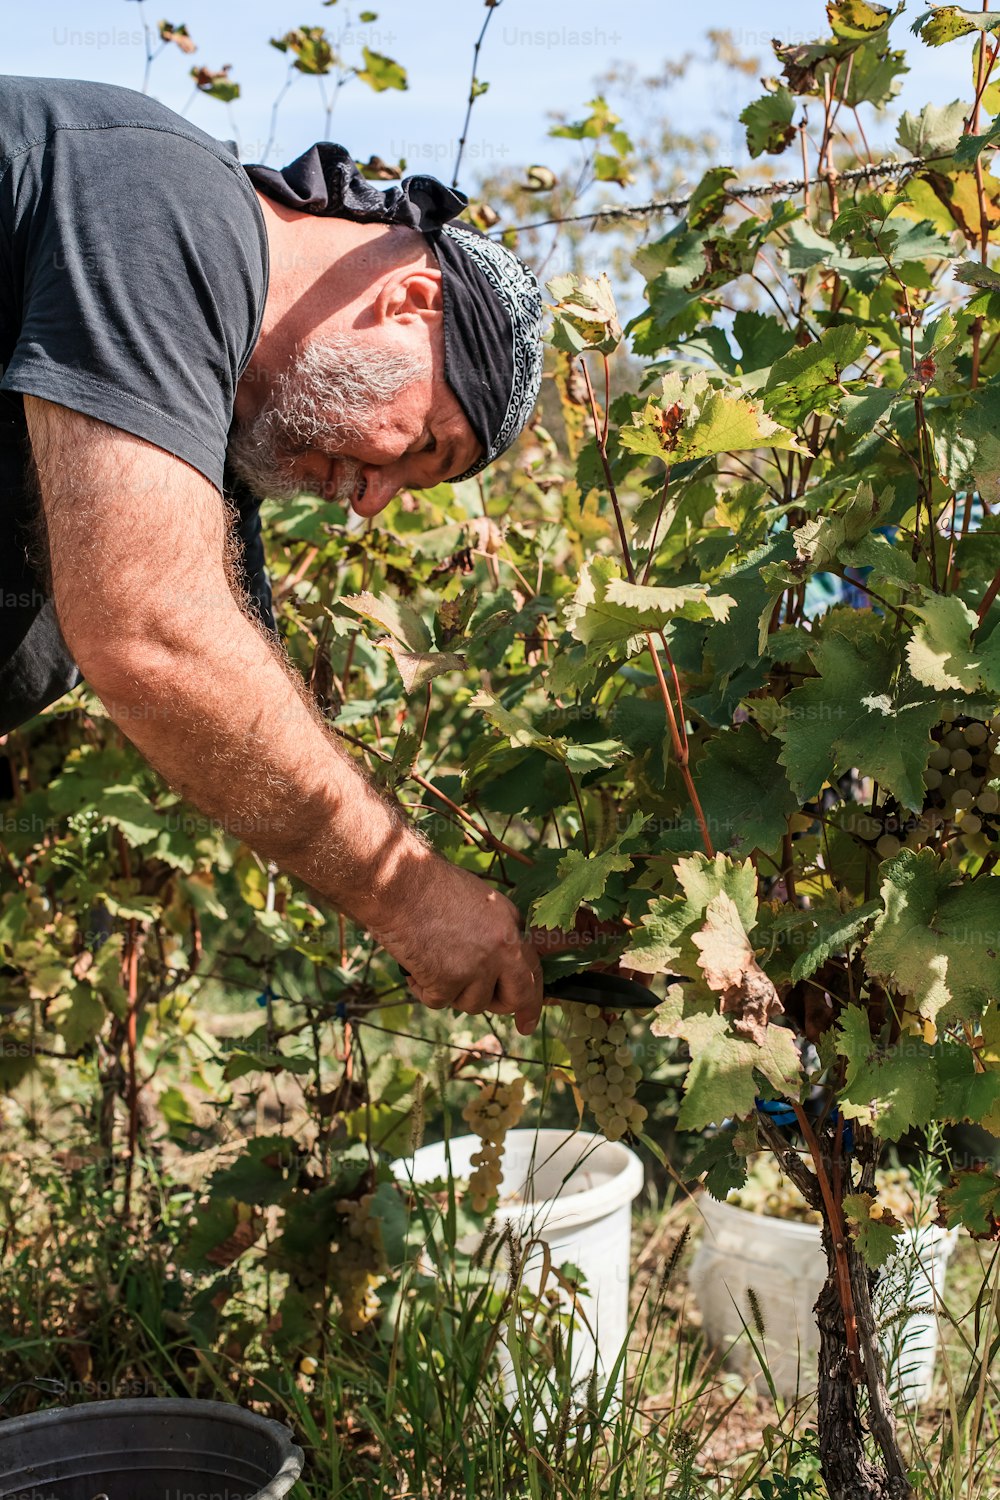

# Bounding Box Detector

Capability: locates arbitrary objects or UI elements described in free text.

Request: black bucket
[0,1398,304,1500]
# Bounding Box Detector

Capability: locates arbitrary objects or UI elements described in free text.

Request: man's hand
[366,855,543,1035]
[23,397,542,1031]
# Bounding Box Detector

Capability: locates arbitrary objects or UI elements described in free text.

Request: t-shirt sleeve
[0,123,267,492]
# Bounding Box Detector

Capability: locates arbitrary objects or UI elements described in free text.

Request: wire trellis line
[492,153,935,237]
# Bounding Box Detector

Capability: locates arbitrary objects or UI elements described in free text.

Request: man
[0,76,545,1032]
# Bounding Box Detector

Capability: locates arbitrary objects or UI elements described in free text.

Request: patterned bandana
[243,143,544,481]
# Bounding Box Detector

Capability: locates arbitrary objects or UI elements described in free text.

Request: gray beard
[227,334,428,501]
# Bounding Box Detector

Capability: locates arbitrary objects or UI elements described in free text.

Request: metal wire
[494,153,933,237]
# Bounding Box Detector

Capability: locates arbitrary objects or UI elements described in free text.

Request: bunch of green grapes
[842,714,1000,860]
[461,1073,526,1212]
[332,1192,387,1333]
[727,1154,920,1225]
[923,713,1000,858]
[562,1004,647,1143]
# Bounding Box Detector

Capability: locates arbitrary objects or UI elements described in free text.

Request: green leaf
[837,1004,937,1140]
[95,785,165,847]
[938,1167,1000,1237]
[863,848,1000,1023]
[913,6,1000,47]
[688,1130,750,1198]
[843,1193,905,1267]
[896,99,968,156]
[565,556,733,664]
[270,25,335,74]
[905,589,1000,693]
[356,47,407,91]
[340,590,432,652]
[546,272,621,354]
[935,1042,1000,1125]
[209,1136,300,1206]
[955,261,1000,289]
[625,851,758,983]
[652,986,801,1129]
[388,647,466,694]
[957,383,1000,497]
[530,812,643,930]
[685,726,798,859]
[621,372,806,463]
[688,166,736,229]
[792,481,893,570]
[777,610,939,811]
[740,88,797,158]
[59,986,106,1051]
[763,325,869,424]
[783,899,882,983]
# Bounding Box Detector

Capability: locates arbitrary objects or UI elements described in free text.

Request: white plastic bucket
[689,1194,958,1405]
[392,1128,644,1396]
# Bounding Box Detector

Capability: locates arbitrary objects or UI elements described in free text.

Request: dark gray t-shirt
[0,75,272,733]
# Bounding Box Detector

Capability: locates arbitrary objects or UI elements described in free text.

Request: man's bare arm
[25,397,542,1030]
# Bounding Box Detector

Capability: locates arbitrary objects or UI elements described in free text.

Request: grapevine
[562,1004,647,1142]
[461,1073,526,1212]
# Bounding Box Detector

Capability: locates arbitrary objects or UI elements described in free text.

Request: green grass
[2,1091,999,1498]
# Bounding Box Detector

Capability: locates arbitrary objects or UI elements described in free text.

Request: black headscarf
[243,143,544,480]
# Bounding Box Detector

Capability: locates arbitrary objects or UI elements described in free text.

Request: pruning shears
[398,965,661,1012]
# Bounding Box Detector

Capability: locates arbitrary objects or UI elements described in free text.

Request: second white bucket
[393,1128,644,1397]
[689,1194,958,1405]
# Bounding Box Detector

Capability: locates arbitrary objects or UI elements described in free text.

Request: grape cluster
[332,1192,386,1333]
[839,714,1000,860]
[922,713,1000,858]
[727,1155,919,1226]
[461,1074,526,1212]
[562,1004,647,1142]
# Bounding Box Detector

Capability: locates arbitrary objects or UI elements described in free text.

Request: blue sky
[9,0,977,196]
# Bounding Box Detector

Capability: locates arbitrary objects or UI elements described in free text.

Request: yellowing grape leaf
[691,891,783,1044]
[625,852,758,992]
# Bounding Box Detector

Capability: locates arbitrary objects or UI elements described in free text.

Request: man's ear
[372,266,443,325]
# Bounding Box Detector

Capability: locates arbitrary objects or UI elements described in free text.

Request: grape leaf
[682,724,798,859]
[691,891,783,1043]
[620,383,806,463]
[914,6,1000,47]
[863,848,1000,1022]
[355,47,407,92]
[740,88,796,158]
[530,812,644,931]
[843,1193,905,1268]
[625,851,758,985]
[777,608,939,810]
[837,1003,938,1140]
[905,588,1000,694]
[763,325,869,424]
[935,1043,1000,1127]
[547,272,622,354]
[896,99,968,157]
[652,985,801,1129]
[388,647,467,694]
[566,556,734,662]
[341,591,432,652]
[782,898,883,983]
[938,1167,1000,1238]
[688,1130,750,1198]
[792,481,893,571]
